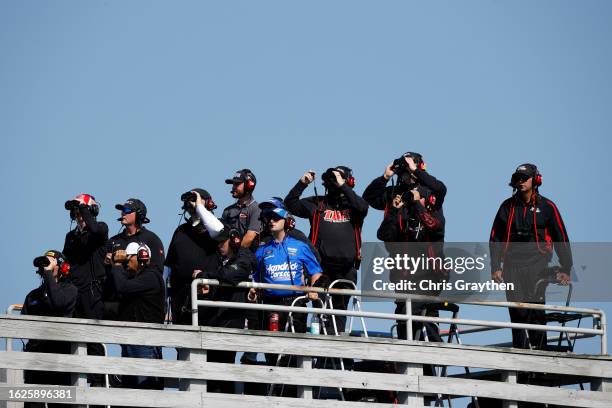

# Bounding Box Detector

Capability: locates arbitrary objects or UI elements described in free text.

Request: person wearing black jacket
[105,199,164,320]
[165,189,223,325]
[111,242,164,391]
[284,166,368,335]
[22,250,77,407]
[62,193,108,388]
[490,163,572,350]
[366,153,447,342]
[194,220,256,393]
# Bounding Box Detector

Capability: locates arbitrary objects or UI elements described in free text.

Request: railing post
[397,362,423,406]
[502,371,518,408]
[600,311,607,355]
[178,349,207,393]
[296,356,313,399]
[71,342,87,408]
[405,299,413,341]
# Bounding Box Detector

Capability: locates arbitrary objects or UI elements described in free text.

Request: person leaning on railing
[22,250,78,408]
[250,204,323,367]
[110,242,164,391]
[192,220,257,394]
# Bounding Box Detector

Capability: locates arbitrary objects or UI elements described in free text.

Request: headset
[135,243,151,266]
[45,250,71,277]
[66,193,100,219]
[242,169,256,192]
[404,152,427,171]
[337,166,356,188]
[509,164,542,188]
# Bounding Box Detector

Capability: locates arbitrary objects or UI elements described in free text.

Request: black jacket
[111,264,164,324]
[22,271,78,318]
[166,222,220,288]
[195,247,256,327]
[63,206,109,292]
[376,202,445,244]
[489,194,572,274]
[21,271,77,369]
[108,227,165,274]
[363,169,447,211]
[284,181,368,265]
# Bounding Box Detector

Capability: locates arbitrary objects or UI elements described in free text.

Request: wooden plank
[501,371,518,408]
[3,314,612,378]
[396,363,423,406]
[0,352,417,391]
[7,384,418,408]
[419,376,612,408]
[0,315,201,349]
[200,329,612,378]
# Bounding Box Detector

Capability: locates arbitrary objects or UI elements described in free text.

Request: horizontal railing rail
[191,279,607,354]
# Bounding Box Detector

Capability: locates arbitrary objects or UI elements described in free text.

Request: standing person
[364,153,447,341]
[251,205,322,368]
[22,251,77,408]
[222,169,262,249]
[284,166,368,335]
[165,189,223,325]
[62,194,108,388]
[193,220,256,394]
[111,242,164,391]
[490,163,572,350]
[222,169,262,364]
[376,185,446,342]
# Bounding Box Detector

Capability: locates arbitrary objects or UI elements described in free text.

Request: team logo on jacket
[287,247,298,256]
[323,209,351,223]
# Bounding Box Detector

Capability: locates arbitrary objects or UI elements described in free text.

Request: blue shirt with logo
[254,236,323,297]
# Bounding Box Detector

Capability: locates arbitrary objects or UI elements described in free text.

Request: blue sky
[1,0,611,358]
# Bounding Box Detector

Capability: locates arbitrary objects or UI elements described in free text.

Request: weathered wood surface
[2,352,611,407]
[2,314,611,378]
[1,385,410,408]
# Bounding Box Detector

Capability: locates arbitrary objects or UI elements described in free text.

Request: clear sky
[2,0,611,361]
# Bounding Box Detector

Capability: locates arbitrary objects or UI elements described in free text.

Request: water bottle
[310,315,320,335]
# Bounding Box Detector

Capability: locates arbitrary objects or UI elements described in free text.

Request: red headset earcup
[60,262,71,277]
[534,174,542,186]
[346,177,356,188]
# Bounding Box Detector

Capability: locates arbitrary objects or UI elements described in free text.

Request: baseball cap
[513,163,538,177]
[125,242,151,256]
[115,198,150,223]
[43,250,67,265]
[191,188,212,200]
[258,197,285,211]
[213,219,234,242]
[225,169,256,185]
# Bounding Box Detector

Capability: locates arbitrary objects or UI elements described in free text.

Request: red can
[269,312,279,332]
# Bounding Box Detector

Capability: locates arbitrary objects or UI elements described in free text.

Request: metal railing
[190,279,607,354]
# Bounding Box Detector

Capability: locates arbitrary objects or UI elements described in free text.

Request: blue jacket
[255,235,322,297]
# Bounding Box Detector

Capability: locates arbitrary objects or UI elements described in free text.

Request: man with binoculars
[22,251,78,402]
[165,189,224,324]
[284,165,369,335]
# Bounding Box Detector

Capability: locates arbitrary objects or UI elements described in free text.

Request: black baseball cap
[512,163,538,177]
[191,188,212,200]
[225,169,256,185]
[115,198,150,224]
[213,219,234,242]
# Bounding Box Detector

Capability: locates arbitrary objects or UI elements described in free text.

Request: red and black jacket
[489,194,572,274]
[284,181,368,267]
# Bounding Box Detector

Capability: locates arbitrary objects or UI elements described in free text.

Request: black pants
[504,261,548,350]
[321,262,357,335]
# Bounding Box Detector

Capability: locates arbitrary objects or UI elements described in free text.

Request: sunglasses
[121,208,135,215]
[262,211,284,222]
